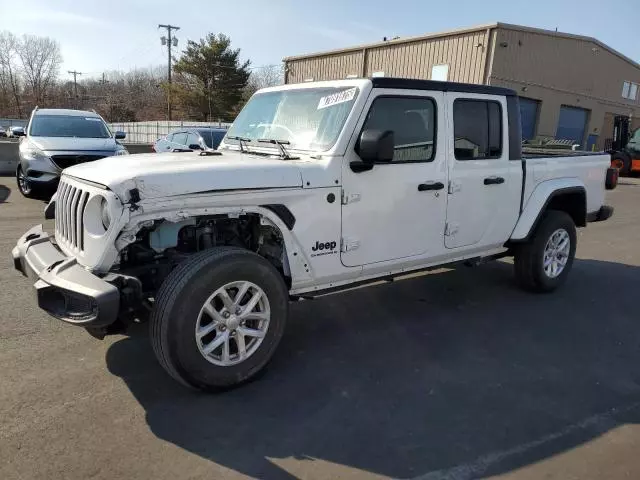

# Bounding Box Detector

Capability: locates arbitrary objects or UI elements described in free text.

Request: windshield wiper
[226,135,251,153]
[258,138,298,159]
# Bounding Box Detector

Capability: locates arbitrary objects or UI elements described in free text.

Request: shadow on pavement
[106,259,640,479]
[0,184,10,203]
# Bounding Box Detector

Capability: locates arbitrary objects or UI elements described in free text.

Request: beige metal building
[283,23,640,150]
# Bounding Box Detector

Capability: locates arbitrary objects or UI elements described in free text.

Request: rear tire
[611,152,631,176]
[150,247,289,391]
[514,210,577,293]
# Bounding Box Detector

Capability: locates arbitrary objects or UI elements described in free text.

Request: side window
[166,133,174,142]
[454,99,503,160]
[172,132,187,145]
[185,132,200,147]
[360,96,436,162]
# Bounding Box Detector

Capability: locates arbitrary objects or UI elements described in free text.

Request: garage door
[556,106,589,147]
[519,98,539,140]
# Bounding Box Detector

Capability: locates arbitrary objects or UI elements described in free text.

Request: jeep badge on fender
[312,240,337,252]
[311,240,337,257]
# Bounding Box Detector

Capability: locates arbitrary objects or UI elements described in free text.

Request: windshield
[226,87,359,152]
[198,129,226,149]
[29,115,111,138]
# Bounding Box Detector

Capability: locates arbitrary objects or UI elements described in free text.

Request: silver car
[16,108,128,198]
[153,127,227,153]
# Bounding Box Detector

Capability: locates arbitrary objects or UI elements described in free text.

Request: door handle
[484,176,505,185]
[418,181,444,191]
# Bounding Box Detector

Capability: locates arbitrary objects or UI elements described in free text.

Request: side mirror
[188,143,202,150]
[352,129,394,172]
[13,127,25,137]
[114,131,126,140]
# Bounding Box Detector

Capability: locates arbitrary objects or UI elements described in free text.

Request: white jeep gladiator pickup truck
[13,78,617,391]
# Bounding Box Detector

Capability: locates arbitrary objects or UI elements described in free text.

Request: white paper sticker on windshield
[317,88,357,110]
[85,117,102,121]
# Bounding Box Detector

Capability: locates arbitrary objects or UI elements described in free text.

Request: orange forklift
[610,115,640,175]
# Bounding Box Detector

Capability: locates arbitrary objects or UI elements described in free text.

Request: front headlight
[114,148,129,156]
[20,145,49,161]
[100,197,111,229]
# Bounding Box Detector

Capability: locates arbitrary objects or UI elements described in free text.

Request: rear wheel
[150,247,289,391]
[514,210,577,292]
[611,152,631,176]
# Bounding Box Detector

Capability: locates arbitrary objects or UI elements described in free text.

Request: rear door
[340,89,448,267]
[445,93,521,250]
[185,131,202,150]
[171,131,188,150]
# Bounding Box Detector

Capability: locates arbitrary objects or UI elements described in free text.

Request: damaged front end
[19,173,293,338]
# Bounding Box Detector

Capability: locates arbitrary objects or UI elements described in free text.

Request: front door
[445,93,521,250]
[341,90,447,267]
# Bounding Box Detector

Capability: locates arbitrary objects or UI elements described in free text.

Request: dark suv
[16,108,129,198]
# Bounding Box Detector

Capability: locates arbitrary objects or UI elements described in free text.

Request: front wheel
[150,247,289,391]
[514,210,577,292]
[16,166,34,198]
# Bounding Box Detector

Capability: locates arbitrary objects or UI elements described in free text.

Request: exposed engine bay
[116,213,288,296]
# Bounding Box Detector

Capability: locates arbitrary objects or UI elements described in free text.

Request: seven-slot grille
[55,180,90,251]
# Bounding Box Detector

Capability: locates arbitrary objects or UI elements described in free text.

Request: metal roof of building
[283,22,640,70]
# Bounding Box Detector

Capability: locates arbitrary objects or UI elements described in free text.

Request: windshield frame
[224,82,366,155]
[28,114,112,139]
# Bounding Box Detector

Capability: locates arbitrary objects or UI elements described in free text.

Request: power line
[158,23,180,121]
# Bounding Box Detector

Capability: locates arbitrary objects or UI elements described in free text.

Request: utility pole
[99,73,112,121]
[68,70,83,108]
[159,24,180,121]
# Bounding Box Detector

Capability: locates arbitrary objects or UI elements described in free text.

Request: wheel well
[119,213,292,295]
[545,190,586,228]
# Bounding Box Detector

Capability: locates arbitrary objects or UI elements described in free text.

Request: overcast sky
[0,0,638,80]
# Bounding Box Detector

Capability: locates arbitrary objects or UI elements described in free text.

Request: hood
[30,136,119,152]
[63,150,304,199]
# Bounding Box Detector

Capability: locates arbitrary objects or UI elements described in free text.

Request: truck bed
[522,153,610,215]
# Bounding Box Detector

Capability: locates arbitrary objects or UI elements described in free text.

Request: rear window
[453,100,503,160]
[197,129,226,149]
[29,115,111,138]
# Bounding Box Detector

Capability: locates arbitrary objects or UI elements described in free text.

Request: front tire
[514,210,577,292]
[150,247,289,391]
[16,166,35,198]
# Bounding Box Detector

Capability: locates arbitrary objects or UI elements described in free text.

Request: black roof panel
[370,77,517,97]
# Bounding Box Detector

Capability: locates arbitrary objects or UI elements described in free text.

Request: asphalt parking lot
[1,176,640,480]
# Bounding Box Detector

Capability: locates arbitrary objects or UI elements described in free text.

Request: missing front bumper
[12,224,120,327]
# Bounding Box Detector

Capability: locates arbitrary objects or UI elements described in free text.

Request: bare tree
[0,31,23,117]
[245,64,283,98]
[17,34,62,106]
